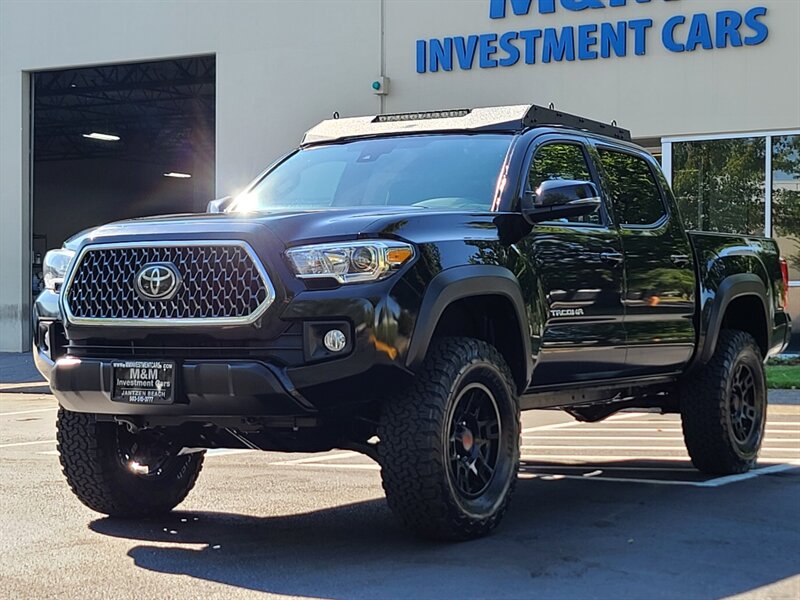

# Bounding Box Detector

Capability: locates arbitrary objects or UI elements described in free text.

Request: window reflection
[771,135,800,282]
[598,150,665,226]
[672,138,765,235]
[529,143,599,224]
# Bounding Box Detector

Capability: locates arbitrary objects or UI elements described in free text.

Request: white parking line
[522,465,698,472]
[271,451,359,465]
[280,462,380,471]
[206,449,253,457]
[37,447,257,457]
[553,426,799,434]
[522,473,704,486]
[522,427,798,437]
[525,433,799,440]
[0,381,49,391]
[520,453,800,464]
[524,435,688,441]
[268,456,800,487]
[0,408,58,417]
[516,463,800,487]
[0,439,56,449]
[520,444,800,452]
[698,464,799,487]
[521,412,644,434]
[526,428,684,433]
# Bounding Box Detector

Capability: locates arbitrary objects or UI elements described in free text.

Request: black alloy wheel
[727,362,764,447]
[115,426,181,479]
[448,382,502,499]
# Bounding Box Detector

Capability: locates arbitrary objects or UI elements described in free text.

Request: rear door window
[598,149,667,226]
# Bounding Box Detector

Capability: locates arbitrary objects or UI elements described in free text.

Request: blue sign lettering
[455,36,479,69]
[489,0,659,19]
[744,7,768,46]
[499,32,521,66]
[417,0,769,73]
[577,24,598,60]
[716,11,743,48]
[600,21,627,57]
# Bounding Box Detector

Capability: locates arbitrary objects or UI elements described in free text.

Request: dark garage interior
[31,55,216,293]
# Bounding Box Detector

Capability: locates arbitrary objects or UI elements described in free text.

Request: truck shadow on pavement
[88,463,800,600]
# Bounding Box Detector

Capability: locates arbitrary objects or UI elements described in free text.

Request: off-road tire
[680,329,767,474]
[378,337,520,541]
[57,408,204,517]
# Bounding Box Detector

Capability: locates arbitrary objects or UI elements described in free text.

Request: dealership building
[0,0,798,353]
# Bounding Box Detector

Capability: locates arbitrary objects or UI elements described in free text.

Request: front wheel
[680,329,767,474]
[57,409,204,517]
[378,337,520,541]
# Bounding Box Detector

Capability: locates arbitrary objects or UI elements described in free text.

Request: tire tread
[378,337,519,541]
[56,409,203,516]
[680,329,765,475]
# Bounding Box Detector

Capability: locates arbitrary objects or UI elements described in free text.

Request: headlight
[286,240,414,283]
[43,248,76,291]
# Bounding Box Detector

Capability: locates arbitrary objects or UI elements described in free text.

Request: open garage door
[31,55,215,294]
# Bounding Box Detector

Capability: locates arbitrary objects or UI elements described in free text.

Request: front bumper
[50,357,316,419]
[31,218,428,418]
[33,260,422,418]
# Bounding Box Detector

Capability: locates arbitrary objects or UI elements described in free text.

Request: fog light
[323,329,347,352]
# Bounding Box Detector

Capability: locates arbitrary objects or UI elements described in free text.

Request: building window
[663,129,800,353]
[671,138,766,235]
[771,135,800,283]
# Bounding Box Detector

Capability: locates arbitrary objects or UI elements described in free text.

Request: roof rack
[301,104,631,145]
[522,104,631,142]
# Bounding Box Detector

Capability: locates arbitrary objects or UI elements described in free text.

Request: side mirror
[521,180,601,224]
[206,196,233,213]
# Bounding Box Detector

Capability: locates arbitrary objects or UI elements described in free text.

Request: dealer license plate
[111,360,175,404]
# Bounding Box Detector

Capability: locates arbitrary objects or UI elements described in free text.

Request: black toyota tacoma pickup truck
[34,105,791,541]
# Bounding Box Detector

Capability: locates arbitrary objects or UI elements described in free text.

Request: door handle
[600,251,624,267]
[670,254,691,268]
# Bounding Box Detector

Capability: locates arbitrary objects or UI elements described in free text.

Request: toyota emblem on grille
[134,263,182,301]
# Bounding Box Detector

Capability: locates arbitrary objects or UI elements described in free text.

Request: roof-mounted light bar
[373,109,472,123]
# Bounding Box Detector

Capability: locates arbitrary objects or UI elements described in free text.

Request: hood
[63,206,509,251]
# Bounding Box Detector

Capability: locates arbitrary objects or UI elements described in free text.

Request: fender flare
[404,265,533,391]
[695,273,769,366]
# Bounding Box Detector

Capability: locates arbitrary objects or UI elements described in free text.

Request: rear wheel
[56,408,204,517]
[378,337,520,541]
[680,329,767,474]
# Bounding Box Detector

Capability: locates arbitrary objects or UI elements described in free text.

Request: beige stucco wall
[1,0,799,351]
[387,0,800,138]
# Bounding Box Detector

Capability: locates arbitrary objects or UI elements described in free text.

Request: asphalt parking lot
[1,359,799,599]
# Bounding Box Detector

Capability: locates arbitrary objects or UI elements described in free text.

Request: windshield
[234,134,512,212]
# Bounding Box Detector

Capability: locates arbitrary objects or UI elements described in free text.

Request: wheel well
[721,295,768,357]
[431,295,527,393]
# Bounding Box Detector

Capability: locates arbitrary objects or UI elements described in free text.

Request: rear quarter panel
[689,231,789,362]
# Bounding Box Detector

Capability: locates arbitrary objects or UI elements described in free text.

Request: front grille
[63,242,274,324]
